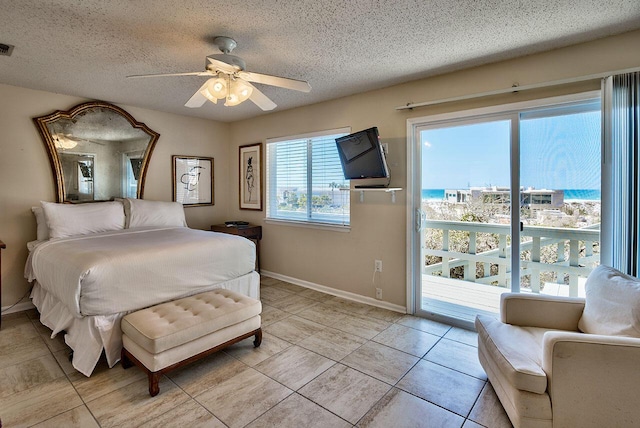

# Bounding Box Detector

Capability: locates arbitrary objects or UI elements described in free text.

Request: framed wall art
[239,143,262,210]
[172,155,214,206]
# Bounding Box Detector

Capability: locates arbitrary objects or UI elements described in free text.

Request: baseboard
[260,270,407,314]
[1,300,35,316]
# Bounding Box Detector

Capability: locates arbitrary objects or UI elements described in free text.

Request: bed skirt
[30,271,260,377]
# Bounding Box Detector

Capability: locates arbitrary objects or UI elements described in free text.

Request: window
[266,128,351,227]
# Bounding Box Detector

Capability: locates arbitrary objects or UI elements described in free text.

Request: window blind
[266,129,350,226]
[602,72,640,275]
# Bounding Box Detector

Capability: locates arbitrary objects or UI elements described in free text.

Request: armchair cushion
[476,315,549,394]
[578,265,640,338]
[501,293,584,330]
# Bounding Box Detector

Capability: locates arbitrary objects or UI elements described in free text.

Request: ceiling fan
[128,36,311,111]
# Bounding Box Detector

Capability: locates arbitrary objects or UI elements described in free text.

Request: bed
[25,199,259,376]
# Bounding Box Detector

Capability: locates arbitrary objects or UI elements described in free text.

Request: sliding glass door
[408,94,602,326]
[419,119,513,322]
[518,102,601,297]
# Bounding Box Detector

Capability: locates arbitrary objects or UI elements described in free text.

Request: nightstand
[211,224,262,273]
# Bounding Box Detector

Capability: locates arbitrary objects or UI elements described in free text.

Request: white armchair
[476,266,640,428]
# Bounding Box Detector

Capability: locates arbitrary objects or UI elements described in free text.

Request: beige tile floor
[0,277,513,427]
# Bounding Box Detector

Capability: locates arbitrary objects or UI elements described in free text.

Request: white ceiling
[2,1,640,122]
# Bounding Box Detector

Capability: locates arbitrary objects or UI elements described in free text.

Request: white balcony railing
[422,220,600,297]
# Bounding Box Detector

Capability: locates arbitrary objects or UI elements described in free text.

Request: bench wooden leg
[254,328,262,347]
[148,372,160,397]
[121,349,133,369]
[121,347,159,396]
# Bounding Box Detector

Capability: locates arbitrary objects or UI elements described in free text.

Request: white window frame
[265,127,351,231]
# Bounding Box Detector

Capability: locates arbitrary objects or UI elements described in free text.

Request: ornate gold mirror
[34,101,159,202]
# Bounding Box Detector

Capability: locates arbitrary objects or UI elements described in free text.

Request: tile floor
[0,277,513,427]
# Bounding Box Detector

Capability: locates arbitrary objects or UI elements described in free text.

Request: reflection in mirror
[34,102,159,202]
[60,153,94,201]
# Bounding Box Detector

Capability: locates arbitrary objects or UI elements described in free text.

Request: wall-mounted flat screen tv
[335,127,389,181]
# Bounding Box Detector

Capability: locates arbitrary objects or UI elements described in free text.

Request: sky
[421,109,601,190]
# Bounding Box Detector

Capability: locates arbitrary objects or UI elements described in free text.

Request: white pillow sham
[41,200,126,239]
[125,198,187,229]
[31,206,50,241]
[578,265,640,338]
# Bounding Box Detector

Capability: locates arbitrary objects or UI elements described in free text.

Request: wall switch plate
[375,260,382,272]
[375,288,383,300]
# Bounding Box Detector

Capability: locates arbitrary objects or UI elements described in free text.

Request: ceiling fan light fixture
[201,76,228,103]
[53,134,77,149]
[200,88,218,104]
[225,78,253,106]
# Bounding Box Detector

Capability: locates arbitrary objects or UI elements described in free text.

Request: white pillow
[125,198,187,229]
[578,265,640,338]
[41,201,126,239]
[31,206,50,241]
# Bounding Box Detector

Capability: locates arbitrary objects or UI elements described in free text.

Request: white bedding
[27,226,259,376]
[31,272,259,376]
[29,227,256,317]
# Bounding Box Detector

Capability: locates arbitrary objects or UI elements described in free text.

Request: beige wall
[228,29,640,309]
[0,84,231,309]
[2,29,640,313]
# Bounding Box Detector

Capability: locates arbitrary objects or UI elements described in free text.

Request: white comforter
[30,227,256,317]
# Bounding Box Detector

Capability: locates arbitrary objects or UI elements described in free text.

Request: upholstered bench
[120,288,262,396]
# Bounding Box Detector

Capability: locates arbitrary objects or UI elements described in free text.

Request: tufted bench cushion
[121,288,262,396]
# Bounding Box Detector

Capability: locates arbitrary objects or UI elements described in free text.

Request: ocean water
[422,189,445,200]
[563,189,601,201]
[421,189,601,201]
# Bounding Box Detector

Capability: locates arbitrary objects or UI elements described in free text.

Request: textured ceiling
[1,0,640,122]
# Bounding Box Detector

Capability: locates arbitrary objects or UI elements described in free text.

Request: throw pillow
[578,265,640,337]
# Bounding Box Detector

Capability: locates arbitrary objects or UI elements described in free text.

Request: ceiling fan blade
[185,80,213,108]
[207,57,240,74]
[245,82,277,111]
[239,71,311,92]
[127,71,213,78]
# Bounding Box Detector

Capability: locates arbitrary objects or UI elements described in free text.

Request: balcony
[421,219,599,321]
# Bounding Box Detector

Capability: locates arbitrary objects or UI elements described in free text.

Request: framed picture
[239,143,262,210]
[172,155,214,206]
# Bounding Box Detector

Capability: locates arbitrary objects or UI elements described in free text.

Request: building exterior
[444,187,564,210]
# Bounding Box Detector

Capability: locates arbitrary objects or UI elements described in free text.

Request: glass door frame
[406,91,601,326]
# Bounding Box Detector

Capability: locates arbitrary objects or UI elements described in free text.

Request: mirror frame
[33,101,160,202]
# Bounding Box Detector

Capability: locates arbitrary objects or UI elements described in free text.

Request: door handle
[415,208,426,232]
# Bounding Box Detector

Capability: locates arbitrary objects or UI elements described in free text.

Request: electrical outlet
[375,288,383,300]
[375,260,383,272]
